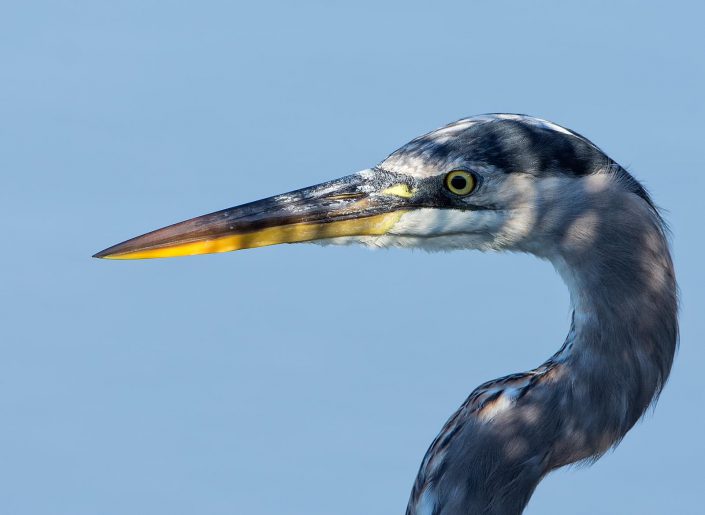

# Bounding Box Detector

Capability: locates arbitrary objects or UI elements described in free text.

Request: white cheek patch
[392,209,477,236]
[380,209,508,251]
[389,209,501,251]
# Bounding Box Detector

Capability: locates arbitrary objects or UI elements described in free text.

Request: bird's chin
[310,233,493,252]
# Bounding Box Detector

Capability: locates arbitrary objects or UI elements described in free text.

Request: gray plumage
[390,115,678,515]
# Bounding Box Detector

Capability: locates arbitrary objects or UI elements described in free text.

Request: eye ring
[444,170,477,196]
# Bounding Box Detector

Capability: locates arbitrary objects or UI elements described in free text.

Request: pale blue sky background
[1,2,703,514]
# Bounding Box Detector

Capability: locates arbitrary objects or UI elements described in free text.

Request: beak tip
[93,246,120,259]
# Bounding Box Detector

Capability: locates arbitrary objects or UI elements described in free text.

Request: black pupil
[450,174,467,191]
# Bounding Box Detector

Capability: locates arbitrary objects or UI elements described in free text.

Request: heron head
[95,114,652,260]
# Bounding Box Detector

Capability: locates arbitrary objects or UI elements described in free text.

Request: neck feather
[406,186,678,515]
[545,191,678,464]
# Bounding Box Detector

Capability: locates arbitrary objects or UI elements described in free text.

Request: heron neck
[405,194,678,515]
[546,196,678,456]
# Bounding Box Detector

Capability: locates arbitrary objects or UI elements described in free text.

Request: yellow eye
[444,170,476,196]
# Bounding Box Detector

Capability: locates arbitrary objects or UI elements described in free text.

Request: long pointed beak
[93,170,417,260]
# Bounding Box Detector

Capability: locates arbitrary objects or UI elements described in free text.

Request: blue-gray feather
[394,115,678,515]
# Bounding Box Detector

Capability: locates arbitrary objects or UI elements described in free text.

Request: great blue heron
[95,114,678,515]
